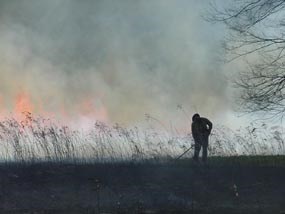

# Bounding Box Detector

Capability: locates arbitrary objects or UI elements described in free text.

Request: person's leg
[193,142,201,162]
[202,136,209,163]
[202,145,208,162]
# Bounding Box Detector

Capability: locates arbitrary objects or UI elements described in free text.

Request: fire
[14,92,34,119]
[0,91,109,127]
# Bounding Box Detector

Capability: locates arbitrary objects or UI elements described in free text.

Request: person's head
[192,113,200,122]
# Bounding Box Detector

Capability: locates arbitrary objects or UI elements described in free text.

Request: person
[191,113,212,163]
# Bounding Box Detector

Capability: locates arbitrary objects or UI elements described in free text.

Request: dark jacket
[192,117,212,141]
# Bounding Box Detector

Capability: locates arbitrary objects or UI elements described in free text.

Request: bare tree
[208,0,285,118]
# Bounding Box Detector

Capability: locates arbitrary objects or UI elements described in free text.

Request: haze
[0,0,244,130]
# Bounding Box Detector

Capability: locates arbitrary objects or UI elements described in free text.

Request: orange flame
[14,92,34,119]
[0,91,109,127]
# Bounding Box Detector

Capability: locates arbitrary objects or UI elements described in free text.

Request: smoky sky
[0,0,234,127]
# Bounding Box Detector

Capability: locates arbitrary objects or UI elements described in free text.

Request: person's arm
[202,118,212,134]
[207,119,212,132]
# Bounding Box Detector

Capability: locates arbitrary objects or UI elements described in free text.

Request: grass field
[0,156,285,213]
[0,115,284,213]
[1,114,284,164]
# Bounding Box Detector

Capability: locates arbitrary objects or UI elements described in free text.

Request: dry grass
[0,112,284,163]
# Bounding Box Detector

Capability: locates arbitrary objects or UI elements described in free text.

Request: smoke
[0,0,236,128]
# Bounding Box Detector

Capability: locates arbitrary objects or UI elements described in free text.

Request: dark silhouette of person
[191,113,212,162]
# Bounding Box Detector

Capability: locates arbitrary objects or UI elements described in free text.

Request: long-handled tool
[175,145,194,161]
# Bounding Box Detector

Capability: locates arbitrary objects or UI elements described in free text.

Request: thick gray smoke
[0,0,238,128]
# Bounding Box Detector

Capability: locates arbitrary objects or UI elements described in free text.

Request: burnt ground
[0,156,285,213]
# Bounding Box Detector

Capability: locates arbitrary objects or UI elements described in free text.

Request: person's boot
[202,157,208,166]
[192,155,199,162]
[193,150,200,163]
